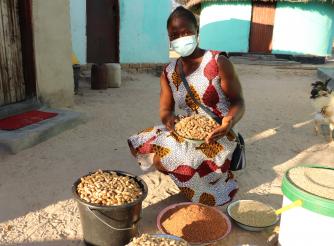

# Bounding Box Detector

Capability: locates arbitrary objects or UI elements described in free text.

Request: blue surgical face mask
[171,35,198,57]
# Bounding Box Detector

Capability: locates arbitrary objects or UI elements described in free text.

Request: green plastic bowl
[282,165,334,218]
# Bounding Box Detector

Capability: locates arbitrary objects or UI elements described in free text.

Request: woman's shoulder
[207,50,229,59]
[163,59,178,76]
[166,58,178,68]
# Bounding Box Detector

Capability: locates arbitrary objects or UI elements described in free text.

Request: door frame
[18,0,36,100]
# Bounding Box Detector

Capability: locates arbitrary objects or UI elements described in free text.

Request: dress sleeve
[163,64,169,83]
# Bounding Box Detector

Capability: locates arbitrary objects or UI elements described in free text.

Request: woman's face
[168,17,197,42]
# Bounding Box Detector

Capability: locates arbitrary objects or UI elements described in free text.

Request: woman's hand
[205,117,233,144]
[164,114,179,131]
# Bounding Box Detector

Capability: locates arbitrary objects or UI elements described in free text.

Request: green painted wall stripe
[272,2,334,56]
[199,1,252,52]
[199,1,334,56]
[119,0,171,64]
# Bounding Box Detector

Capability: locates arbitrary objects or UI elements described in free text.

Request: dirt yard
[0,64,333,246]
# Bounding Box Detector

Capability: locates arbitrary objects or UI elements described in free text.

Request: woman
[128,6,245,206]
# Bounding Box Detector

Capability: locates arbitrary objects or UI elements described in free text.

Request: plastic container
[72,170,148,246]
[105,63,121,88]
[278,165,334,246]
[91,64,108,90]
[72,64,80,94]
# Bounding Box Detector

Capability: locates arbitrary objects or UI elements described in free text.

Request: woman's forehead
[168,16,196,33]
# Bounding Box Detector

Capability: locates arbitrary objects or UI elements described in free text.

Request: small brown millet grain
[161,204,228,244]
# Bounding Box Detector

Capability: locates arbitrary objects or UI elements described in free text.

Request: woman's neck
[181,47,205,63]
[179,47,206,76]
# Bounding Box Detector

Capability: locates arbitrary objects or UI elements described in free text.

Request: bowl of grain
[157,202,231,245]
[288,166,334,200]
[227,200,279,232]
[175,115,219,144]
[126,234,189,246]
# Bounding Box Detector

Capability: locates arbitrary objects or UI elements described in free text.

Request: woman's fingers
[166,123,174,131]
[206,132,219,144]
[211,127,225,137]
[205,136,214,144]
[164,115,178,131]
[167,117,177,131]
[205,127,228,144]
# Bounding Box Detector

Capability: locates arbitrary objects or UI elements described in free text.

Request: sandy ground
[1,64,334,246]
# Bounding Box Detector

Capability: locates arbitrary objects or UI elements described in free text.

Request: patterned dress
[128,50,238,206]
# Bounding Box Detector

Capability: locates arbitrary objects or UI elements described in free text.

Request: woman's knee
[127,139,137,157]
[153,155,168,173]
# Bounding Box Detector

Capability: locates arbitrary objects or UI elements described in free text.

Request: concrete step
[317,67,334,81]
[0,108,84,154]
[230,56,300,66]
[0,99,41,119]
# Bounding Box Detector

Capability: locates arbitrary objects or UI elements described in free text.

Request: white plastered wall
[32,0,74,107]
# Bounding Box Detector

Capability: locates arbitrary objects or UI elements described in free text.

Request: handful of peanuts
[175,115,219,140]
[76,170,142,206]
[127,234,188,246]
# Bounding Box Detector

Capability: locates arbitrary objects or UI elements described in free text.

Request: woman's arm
[218,55,245,127]
[160,71,177,130]
[206,55,245,143]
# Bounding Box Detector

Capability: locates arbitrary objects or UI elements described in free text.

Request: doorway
[249,2,276,53]
[0,0,36,107]
[86,0,120,63]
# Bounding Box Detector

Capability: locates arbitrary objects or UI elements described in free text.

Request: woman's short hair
[167,6,198,29]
